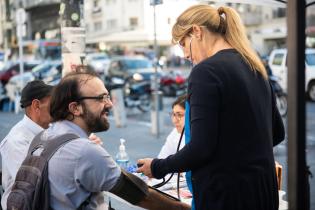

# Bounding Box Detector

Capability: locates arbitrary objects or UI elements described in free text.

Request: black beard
[81,103,110,133]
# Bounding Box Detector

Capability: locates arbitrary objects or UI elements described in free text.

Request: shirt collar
[52,120,88,139]
[22,114,44,135]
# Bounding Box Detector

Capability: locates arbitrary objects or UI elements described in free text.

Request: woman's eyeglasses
[77,94,111,103]
[169,112,185,120]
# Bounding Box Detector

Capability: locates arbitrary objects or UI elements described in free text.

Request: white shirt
[0,115,43,210]
[158,128,185,159]
[156,128,186,186]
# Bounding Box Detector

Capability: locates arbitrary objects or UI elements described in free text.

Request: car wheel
[308,81,315,102]
[137,94,151,112]
[276,94,287,117]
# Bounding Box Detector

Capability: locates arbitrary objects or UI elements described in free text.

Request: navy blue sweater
[152,49,285,210]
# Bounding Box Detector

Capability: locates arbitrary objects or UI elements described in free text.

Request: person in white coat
[158,95,186,159]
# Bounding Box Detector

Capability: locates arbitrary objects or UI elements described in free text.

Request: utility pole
[59,0,86,77]
[1,0,10,52]
[287,0,309,209]
[150,0,163,137]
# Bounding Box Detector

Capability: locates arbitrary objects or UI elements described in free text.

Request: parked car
[6,61,62,94]
[32,61,62,80]
[268,48,315,101]
[106,56,162,82]
[0,51,5,71]
[0,61,40,85]
[86,53,110,75]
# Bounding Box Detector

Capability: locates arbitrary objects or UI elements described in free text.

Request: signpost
[16,8,26,85]
[60,0,86,77]
[150,0,163,137]
[15,8,26,114]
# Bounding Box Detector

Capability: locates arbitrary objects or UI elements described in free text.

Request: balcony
[92,7,102,14]
[92,6,102,16]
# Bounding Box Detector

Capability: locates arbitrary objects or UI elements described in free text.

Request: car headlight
[133,73,144,81]
[95,63,103,70]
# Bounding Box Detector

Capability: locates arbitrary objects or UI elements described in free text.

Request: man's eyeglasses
[77,94,111,103]
[169,112,185,120]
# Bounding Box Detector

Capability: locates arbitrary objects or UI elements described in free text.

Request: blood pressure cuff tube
[109,170,149,205]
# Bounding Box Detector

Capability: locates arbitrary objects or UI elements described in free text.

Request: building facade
[0,0,14,51]
[84,0,199,52]
[1,0,314,57]
[0,0,60,51]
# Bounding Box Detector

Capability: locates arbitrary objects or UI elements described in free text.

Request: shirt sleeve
[74,142,121,192]
[152,64,222,179]
[0,134,30,187]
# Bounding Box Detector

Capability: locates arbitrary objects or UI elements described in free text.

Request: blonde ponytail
[219,6,267,79]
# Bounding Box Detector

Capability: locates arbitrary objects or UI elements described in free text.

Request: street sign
[16,8,26,25]
[16,24,26,37]
[150,0,163,6]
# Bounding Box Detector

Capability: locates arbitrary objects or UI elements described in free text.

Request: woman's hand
[137,158,154,178]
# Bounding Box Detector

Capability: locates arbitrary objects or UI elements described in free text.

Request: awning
[86,29,172,46]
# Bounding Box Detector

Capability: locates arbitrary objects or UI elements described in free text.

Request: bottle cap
[119,138,126,151]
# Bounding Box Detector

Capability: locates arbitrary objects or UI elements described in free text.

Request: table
[105,174,288,210]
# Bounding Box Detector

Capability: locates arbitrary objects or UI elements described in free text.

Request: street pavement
[0,97,315,210]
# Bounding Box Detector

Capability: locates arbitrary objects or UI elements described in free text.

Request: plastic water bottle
[115,138,129,170]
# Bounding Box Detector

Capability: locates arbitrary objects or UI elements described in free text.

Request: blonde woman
[138,4,284,210]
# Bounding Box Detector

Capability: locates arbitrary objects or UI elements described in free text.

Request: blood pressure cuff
[109,170,149,205]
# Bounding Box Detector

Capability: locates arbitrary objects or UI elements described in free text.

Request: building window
[93,0,99,7]
[107,19,117,29]
[94,21,102,31]
[129,17,138,27]
[92,0,102,13]
[273,8,286,18]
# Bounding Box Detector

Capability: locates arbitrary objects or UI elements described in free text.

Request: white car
[268,48,315,101]
[86,53,110,75]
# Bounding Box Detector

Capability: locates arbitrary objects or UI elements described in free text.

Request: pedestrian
[158,94,186,159]
[35,70,190,210]
[0,80,53,210]
[137,4,285,210]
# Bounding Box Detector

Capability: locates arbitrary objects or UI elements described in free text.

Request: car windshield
[306,53,315,66]
[122,59,152,71]
[91,55,108,60]
[32,63,53,73]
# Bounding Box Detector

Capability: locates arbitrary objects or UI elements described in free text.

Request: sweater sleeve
[152,64,222,179]
[270,82,285,146]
